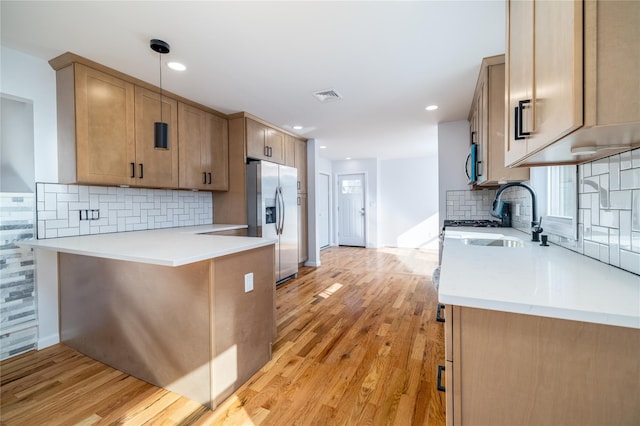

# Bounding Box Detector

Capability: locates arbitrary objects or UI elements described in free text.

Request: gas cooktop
[443,219,502,228]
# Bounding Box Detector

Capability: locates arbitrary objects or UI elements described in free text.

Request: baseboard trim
[38,333,60,350]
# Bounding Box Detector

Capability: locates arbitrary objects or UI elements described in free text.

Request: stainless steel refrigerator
[246,160,298,283]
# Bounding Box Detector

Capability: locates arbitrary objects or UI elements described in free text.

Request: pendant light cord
[159,53,163,123]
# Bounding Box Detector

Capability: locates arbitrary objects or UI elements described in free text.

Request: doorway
[337,173,366,247]
[318,172,330,248]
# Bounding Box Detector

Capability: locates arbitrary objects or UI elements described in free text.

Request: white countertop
[20,224,276,267]
[439,227,640,329]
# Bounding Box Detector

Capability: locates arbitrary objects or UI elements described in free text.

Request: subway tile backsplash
[35,183,213,239]
[445,189,497,221]
[446,148,640,276]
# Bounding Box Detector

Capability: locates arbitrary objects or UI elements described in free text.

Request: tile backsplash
[446,189,497,221]
[574,149,640,274]
[1,193,37,360]
[36,183,213,239]
[446,148,640,275]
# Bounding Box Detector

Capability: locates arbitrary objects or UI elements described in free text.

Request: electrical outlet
[244,273,254,293]
[79,209,100,221]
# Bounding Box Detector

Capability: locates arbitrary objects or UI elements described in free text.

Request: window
[532,165,578,240]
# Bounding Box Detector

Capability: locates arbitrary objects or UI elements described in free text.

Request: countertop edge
[18,224,275,266]
[439,294,640,330]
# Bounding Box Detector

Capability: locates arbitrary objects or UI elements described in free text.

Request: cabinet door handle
[203,172,207,184]
[437,365,446,392]
[131,163,135,178]
[471,130,477,144]
[264,146,269,157]
[269,146,273,157]
[515,99,532,140]
[297,180,301,190]
[139,164,143,179]
[436,304,446,323]
[208,172,212,184]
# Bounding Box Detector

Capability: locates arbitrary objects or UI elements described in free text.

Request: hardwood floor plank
[0,246,444,426]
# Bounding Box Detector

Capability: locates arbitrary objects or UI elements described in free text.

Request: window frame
[532,165,578,240]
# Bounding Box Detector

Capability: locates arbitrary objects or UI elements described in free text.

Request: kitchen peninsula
[22,224,276,409]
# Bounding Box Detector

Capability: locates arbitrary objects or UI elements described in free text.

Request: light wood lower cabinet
[443,305,640,425]
[58,245,276,410]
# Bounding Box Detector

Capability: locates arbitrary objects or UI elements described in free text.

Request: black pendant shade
[151,39,170,150]
[154,121,169,150]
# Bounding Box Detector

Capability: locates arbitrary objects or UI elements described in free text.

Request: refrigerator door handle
[276,187,284,235]
[274,187,281,235]
[279,187,286,235]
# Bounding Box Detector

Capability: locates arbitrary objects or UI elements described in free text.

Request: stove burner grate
[443,219,502,228]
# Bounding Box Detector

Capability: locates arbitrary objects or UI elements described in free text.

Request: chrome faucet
[490,182,543,241]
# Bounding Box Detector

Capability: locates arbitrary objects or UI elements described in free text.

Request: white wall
[380,156,439,248]
[332,158,380,248]
[437,120,470,226]
[1,96,35,193]
[1,45,60,348]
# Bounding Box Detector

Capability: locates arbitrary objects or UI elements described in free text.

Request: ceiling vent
[313,89,343,103]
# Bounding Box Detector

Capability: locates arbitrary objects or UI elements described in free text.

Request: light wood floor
[0,246,444,425]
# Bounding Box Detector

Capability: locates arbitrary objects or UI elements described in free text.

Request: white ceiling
[1,1,505,161]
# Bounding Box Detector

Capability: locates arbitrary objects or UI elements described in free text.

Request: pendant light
[150,39,170,150]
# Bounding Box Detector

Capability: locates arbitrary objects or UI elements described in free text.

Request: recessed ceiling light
[425,105,438,111]
[345,157,352,160]
[320,145,327,149]
[167,62,186,71]
[293,125,303,130]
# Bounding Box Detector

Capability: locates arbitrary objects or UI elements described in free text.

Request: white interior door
[318,173,330,248]
[337,173,365,247]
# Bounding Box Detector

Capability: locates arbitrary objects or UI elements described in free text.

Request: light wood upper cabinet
[58,63,136,186]
[471,55,529,186]
[178,102,229,191]
[51,52,228,191]
[266,128,284,163]
[505,0,640,166]
[444,305,639,425]
[246,118,284,163]
[284,135,296,167]
[294,139,307,194]
[134,87,179,188]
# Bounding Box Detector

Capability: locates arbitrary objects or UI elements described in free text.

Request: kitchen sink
[462,237,524,248]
